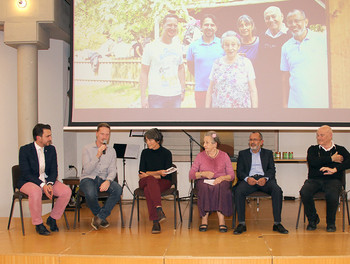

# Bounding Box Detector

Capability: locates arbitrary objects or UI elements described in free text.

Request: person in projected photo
[138,128,173,234]
[131,35,144,58]
[205,31,258,108]
[233,132,288,235]
[300,125,350,232]
[257,6,291,109]
[281,9,329,108]
[80,123,122,231]
[237,15,260,66]
[189,131,235,233]
[186,14,225,108]
[139,14,186,108]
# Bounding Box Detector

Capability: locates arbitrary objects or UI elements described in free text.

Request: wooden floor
[2,198,350,264]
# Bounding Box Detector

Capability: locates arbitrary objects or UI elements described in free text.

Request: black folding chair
[129,164,182,229]
[7,165,70,235]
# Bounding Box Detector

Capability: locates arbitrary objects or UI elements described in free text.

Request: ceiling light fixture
[17,0,27,8]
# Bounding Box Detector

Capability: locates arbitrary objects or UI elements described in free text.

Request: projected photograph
[71,0,347,125]
[73,0,327,107]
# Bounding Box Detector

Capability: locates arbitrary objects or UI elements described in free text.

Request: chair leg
[345,192,350,225]
[136,196,140,222]
[19,198,25,236]
[296,199,302,229]
[173,193,177,229]
[119,201,125,228]
[343,192,345,232]
[188,191,194,229]
[128,195,136,228]
[7,197,15,230]
[256,197,260,212]
[177,191,182,222]
[74,193,80,229]
[63,211,70,230]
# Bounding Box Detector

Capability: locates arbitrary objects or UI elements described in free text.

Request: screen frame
[68,0,350,129]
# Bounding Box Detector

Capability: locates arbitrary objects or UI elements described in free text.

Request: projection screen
[70,0,350,128]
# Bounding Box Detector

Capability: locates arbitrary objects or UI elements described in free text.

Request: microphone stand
[121,157,134,196]
[182,130,204,166]
[182,130,204,200]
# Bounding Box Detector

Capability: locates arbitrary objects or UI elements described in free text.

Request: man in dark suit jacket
[233,132,288,234]
[18,123,71,235]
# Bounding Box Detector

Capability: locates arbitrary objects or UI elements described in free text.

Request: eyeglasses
[249,139,261,142]
[286,18,305,26]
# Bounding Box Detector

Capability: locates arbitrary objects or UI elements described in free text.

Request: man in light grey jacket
[80,123,122,230]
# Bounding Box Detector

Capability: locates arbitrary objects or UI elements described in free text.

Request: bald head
[264,6,284,35]
[317,125,333,148]
[264,6,282,17]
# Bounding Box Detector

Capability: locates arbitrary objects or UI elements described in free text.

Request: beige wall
[0,32,70,217]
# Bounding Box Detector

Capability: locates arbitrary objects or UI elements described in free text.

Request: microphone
[102,140,107,154]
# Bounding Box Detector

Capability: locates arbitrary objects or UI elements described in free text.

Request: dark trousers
[139,177,171,221]
[300,179,342,225]
[235,180,283,223]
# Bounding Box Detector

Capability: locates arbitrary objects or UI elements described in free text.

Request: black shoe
[100,219,110,228]
[326,224,336,232]
[307,214,320,231]
[35,223,50,236]
[46,216,59,232]
[152,222,161,234]
[233,224,247,235]
[199,224,208,232]
[219,225,228,233]
[273,223,289,234]
[91,216,102,230]
[157,208,166,223]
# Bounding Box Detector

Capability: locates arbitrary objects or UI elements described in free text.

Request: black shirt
[139,146,172,181]
[307,144,350,181]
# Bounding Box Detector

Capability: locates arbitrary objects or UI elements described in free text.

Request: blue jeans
[148,95,181,108]
[80,176,122,220]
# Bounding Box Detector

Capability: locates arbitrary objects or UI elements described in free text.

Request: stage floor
[2,198,350,264]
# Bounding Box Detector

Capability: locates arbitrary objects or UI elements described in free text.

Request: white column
[17,44,38,146]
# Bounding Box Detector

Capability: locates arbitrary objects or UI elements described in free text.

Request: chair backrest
[341,170,346,189]
[170,164,177,187]
[12,165,21,192]
[113,171,119,183]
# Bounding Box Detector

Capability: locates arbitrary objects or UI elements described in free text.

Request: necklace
[207,149,218,158]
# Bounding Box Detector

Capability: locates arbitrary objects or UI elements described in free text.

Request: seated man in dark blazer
[18,123,71,235]
[233,132,288,234]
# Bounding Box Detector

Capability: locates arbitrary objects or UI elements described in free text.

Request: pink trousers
[20,181,71,225]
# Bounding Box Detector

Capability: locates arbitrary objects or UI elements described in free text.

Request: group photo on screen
[73,0,328,110]
[71,0,350,125]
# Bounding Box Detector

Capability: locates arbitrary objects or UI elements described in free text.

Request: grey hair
[251,131,263,140]
[264,6,283,18]
[237,14,256,33]
[204,130,221,145]
[221,30,241,46]
[287,9,306,19]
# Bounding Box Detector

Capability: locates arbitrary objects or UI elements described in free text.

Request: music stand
[113,143,139,195]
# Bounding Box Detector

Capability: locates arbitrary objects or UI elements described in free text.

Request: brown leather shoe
[152,222,161,234]
[157,208,166,223]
